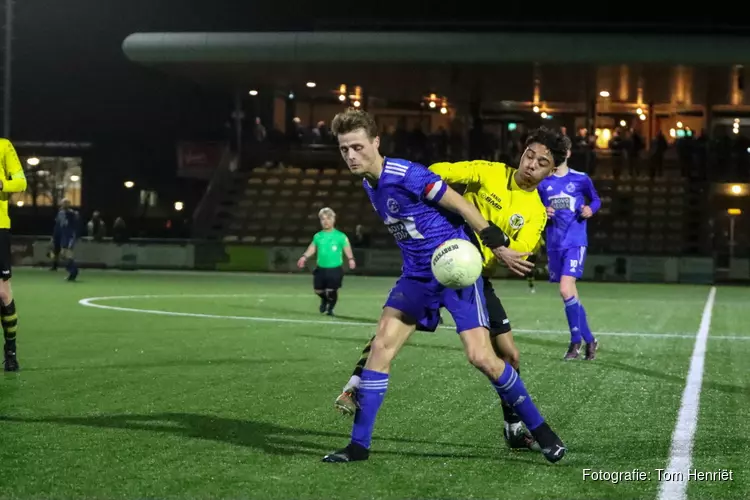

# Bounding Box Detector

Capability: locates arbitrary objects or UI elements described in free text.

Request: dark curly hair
[525,127,570,167]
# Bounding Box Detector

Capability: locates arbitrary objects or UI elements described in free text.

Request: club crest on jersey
[509,213,525,229]
[386,198,400,214]
[565,182,576,193]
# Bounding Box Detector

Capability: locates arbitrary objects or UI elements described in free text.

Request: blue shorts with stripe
[547,246,587,282]
[384,275,489,334]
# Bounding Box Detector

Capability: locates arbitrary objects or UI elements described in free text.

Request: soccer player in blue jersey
[538,145,601,360]
[52,199,80,281]
[322,108,566,464]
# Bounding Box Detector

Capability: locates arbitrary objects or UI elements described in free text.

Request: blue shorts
[547,246,587,282]
[384,275,489,334]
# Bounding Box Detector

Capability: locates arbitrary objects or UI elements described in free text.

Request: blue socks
[491,363,544,431]
[578,302,594,343]
[351,368,389,449]
[564,296,594,344]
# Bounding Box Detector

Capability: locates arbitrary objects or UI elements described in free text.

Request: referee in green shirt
[297,207,356,315]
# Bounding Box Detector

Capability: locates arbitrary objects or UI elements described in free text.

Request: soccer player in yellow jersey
[0,138,27,372]
[334,127,569,450]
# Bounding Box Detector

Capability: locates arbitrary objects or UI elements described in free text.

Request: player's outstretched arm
[437,187,534,276]
[297,242,317,269]
[429,160,494,185]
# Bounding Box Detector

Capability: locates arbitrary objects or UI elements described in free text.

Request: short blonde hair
[318,207,336,219]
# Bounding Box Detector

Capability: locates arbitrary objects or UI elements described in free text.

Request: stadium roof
[122,32,750,103]
[123,31,750,65]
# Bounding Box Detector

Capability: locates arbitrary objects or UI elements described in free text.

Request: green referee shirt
[313,229,350,268]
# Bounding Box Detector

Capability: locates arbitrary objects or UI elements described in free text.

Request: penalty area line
[75,294,742,341]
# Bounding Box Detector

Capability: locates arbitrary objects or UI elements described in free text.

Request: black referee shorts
[483,276,511,336]
[0,229,12,281]
[313,266,344,290]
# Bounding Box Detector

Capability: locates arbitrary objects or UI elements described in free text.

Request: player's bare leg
[560,276,597,360]
[323,307,416,462]
[0,279,18,372]
[460,327,565,463]
[335,312,443,415]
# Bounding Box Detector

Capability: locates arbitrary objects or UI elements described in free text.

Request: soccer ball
[431,238,483,289]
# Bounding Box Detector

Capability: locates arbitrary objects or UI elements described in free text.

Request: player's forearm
[438,188,488,233]
[343,247,354,260]
[1,178,27,193]
[438,187,510,248]
[508,238,532,254]
[301,244,316,259]
[588,198,601,213]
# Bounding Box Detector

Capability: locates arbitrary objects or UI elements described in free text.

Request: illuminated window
[595,128,612,149]
[15,157,82,208]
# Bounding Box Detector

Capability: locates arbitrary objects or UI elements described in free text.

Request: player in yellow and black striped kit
[0,138,27,371]
[333,128,570,452]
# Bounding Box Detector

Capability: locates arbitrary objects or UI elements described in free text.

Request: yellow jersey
[429,160,547,275]
[0,138,27,229]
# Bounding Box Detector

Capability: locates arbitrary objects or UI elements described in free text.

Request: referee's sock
[326,290,338,311]
[316,291,328,311]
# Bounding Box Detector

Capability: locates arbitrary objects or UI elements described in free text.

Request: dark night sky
[12,1,750,145]
[8,0,750,217]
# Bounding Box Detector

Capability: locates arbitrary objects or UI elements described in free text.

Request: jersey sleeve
[341,233,351,247]
[583,176,601,213]
[311,232,320,246]
[1,139,27,193]
[537,182,550,206]
[509,203,548,254]
[403,164,448,203]
[429,160,497,185]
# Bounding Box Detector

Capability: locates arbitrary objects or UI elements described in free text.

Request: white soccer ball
[431,238,483,289]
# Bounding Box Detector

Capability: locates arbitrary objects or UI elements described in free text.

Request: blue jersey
[363,157,469,278]
[54,209,79,240]
[538,169,601,251]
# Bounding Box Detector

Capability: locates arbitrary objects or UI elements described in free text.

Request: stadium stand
[198,151,709,257]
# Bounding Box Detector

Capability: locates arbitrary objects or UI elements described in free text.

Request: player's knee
[0,284,12,305]
[367,336,397,371]
[559,281,577,301]
[465,345,498,377]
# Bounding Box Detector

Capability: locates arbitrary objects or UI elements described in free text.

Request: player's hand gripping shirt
[362,158,468,278]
